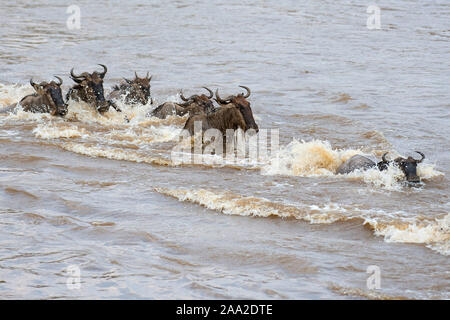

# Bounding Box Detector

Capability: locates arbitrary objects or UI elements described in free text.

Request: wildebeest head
[122,71,152,105]
[30,76,68,116]
[378,151,425,183]
[215,85,259,132]
[70,64,109,113]
[180,87,215,114]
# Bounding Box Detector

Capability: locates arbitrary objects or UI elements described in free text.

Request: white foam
[156,187,450,255]
[33,124,88,139]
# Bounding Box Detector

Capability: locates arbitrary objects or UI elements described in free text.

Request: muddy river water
[0,0,449,299]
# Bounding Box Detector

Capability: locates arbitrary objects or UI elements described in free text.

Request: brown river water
[0,0,449,299]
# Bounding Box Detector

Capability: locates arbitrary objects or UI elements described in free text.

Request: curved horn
[54,76,63,85]
[123,77,132,84]
[70,68,84,79]
[146,72,150,79]
[239,85,251,98]
[382,152,389,162]
[30,78,38,89]
[215,89,231,104]
[180,90,190,102]
[415,151,425,163]
[98,64,107,79]
[202,87,213,99]
[134,71,139,79]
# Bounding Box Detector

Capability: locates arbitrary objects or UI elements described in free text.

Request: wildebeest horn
[134,71,139,79]
[180,90,190,102]
[415,151,425,163]
[182,91,200,101]
[54,76,63,85]
[382,152,389,162]
[146,72,151,80]
[98,64,107,79]
[70,68,84,79]
[30,78,38,89]
[123,78,133,84]
[215,89,231,104]
[70,68,85,83]
[202,87,213,99]
[239,85,251,98]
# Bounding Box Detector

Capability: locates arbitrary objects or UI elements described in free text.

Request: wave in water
[33,123,89,139]
[328,284,409,300]
[60,142,175,167]
[155,187,450,255]
[263,139,361,176]
[1,84,444,190]
[262,139,443,190]
[0,83,33,108]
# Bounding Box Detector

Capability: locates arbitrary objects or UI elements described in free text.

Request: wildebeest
[336,151,425,183]
[1,77,67,116]
[183,86,259,135]
[66,64,121,113]
[149,87,216,119]
[108,72,153,106]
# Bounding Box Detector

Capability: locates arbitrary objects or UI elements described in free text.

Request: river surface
[0,0,449,299]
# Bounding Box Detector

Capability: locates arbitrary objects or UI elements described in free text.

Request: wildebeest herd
[0,64,426,184]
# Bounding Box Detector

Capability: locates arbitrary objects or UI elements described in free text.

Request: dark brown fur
[108,72,152,106]
[149,88,215,119]
[337,151,425,184]
[183,86,258,135]
[66,64,121,114]
[6,77,67,116]
[391,152,425,183]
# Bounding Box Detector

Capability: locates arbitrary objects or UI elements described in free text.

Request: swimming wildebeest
[149,87,216,119]
[66,64,121,114]
[182,85,259,135]
[1,77,67,116]
[336,151,425,183]
[108,71,153,106]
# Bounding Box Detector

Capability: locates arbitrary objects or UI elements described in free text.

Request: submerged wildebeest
[183,85,259,136]
[149,87,216,119]
[108,72,153,106]
[336,151,426,183]
[66,64,121,114]
[1,77,67,116]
